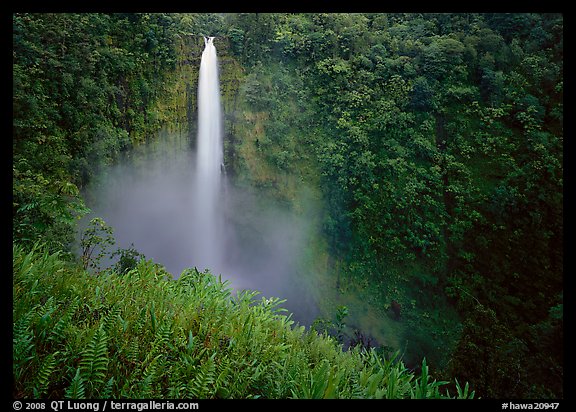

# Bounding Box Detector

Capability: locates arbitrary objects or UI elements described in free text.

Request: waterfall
[193,36,224,271]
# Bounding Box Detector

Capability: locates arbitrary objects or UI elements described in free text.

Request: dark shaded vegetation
[223,12,563,398]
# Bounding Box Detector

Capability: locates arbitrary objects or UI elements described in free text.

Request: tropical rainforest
[13,12,563,399]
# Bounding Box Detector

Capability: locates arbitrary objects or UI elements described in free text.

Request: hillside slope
[13,243,473,399]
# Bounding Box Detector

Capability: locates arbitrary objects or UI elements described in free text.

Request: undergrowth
[13,242,474,399]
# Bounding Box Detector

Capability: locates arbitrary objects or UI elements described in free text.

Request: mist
[81,129,320,326]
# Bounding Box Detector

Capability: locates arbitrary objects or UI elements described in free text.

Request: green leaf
[65,368,86,399]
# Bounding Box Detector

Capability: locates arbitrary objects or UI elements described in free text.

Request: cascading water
[192,36,224,272]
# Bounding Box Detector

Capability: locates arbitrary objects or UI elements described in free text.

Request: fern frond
[126,338,141,365]
[309,360,330,398]
[187,354,216,398]
[102,377,115,399]
[80,326,109,394]
[365,368,385,398]
[213,356,232,398]
[137,320,173,380]
[139,354,161,398]
[48,297,80,344]
[101,305,122,335]
[149,301,157,334]
[410,358,449,399]
[13,306,38,368]
[34,351,59,397]
[153,321,172,348]
[36,297,59,342]
[168,382,188,398]
[64,368,86,399]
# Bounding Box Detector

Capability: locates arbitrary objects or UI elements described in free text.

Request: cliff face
[154,35,245,177]
[155,35,317,210]
[153,35,202,131]
[217,37,246,179]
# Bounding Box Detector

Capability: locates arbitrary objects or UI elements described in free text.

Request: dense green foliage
[13,12,562,399]
[222,13,563,398]
[13,13,180,253]
[13,243,473,399]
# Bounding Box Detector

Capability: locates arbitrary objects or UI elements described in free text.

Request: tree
[80,217,115,271]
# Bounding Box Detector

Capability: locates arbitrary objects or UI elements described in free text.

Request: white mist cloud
[81,130,321,326]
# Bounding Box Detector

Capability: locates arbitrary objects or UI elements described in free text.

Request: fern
[33,351,59,397]
[213,356,232,398]
[65,368,86,399]
[138,321,172,378]
[124,319,175,397]
[102,377,115,398]
[80,326,109,396]
[13,306,38,370]
[48,297,80,344]
[126,338,141,366]
[187,354,216,398]
[323,364,345,398]
[13,244,36,281]
[168,380,188,398]
[293,359,332,398]
[153,321,172,349]
[384,364,402,398]
[414,358,429,398]
[101,305,121,335]
[13,244,474,399]
[124,307,147,365]
[36,297,59,342]
[149,301,157,334]
[365,368,385,398]
[139,354,162,397]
